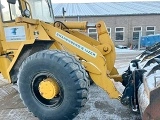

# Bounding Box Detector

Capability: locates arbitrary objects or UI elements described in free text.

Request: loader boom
[40,21,122,99]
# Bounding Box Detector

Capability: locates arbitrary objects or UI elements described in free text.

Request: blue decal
[11,28,18,35]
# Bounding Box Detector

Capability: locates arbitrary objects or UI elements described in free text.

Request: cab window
[1,0,21,22]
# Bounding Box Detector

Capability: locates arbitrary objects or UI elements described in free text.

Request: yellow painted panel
[0,56,11,81]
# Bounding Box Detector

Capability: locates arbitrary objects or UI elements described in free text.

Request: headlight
[23,9,31,18]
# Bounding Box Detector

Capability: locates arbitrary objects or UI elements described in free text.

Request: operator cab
[0,0,54,22]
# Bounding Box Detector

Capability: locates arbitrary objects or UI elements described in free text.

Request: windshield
[27,0,54,23]
[0,0,21,21]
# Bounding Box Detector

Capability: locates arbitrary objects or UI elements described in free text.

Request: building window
[146,26,155,36]
[88,28,97,40]
[115,27,124,41]
[133,27,142,40]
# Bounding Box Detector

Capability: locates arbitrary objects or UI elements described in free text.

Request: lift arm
[41,21,121,99]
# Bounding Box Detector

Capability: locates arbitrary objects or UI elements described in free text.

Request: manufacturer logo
[11,28,18,35]
[4,26,26,41]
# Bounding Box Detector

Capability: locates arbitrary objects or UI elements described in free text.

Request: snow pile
[115,48,141,53]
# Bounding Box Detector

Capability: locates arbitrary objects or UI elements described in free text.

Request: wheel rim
[39,78,59,99]
[31,72,63,107]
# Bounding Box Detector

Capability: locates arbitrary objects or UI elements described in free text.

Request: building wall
[55,14,160,47]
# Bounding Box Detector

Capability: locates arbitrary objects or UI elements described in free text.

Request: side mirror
[7,0,16,4]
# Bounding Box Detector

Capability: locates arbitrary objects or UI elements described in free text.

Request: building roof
[52,2,160,17]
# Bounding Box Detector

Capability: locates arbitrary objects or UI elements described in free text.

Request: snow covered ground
[115,47,143,53]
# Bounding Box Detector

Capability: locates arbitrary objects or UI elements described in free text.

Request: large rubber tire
[18,50,89,120]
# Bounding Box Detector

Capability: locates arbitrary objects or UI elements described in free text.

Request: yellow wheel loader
[0,0,159,119]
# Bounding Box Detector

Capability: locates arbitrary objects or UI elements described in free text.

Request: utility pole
[62,7,66,21]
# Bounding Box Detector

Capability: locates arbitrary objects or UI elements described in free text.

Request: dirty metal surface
[142,86,160,120]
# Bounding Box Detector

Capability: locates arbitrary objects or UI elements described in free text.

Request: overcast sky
[51,0,159,3]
